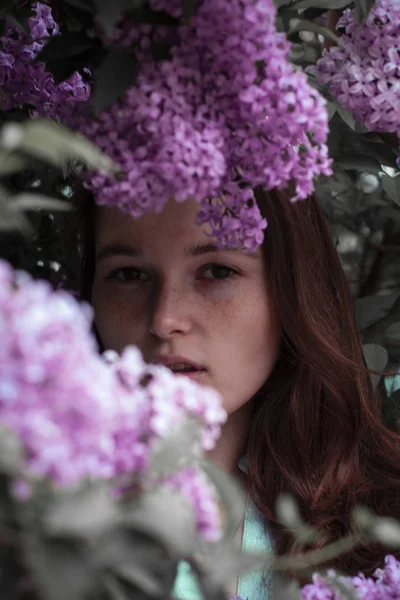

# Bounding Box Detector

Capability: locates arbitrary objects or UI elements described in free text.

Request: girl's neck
[206,398,254,479]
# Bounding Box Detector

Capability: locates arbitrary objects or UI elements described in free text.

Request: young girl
[75,185,400,598]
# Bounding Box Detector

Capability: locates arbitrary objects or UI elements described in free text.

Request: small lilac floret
[0,260,226,543]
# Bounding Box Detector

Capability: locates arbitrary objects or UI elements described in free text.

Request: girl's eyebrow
[186,242,259,259]
[96,241,259,262]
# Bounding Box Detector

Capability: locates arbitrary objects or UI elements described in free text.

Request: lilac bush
[310,0,400,161]
[0,259,226,541]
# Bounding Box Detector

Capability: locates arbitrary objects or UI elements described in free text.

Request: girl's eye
[201,264,239,280]
[107,267,148,283]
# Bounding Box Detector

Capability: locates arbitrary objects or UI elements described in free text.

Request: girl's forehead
[96,199,211,247]
[95,201,263,260]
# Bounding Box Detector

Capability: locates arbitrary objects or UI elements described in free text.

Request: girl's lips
[152,355,205,371]
[174,369,205,380]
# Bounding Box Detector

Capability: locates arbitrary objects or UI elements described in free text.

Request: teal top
[172,458,273,600]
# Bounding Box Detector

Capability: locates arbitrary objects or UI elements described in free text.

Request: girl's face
[92,199,281,415]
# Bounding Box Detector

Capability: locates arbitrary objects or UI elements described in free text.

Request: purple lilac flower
[0,260,116,485]
[0,2,90,117]
[2,1,331,250]
[71,0,330,249]
[165,467,222,542]
[310,0,400,159]
[0,261,226,515]
[301,555,400,600]
[67,0,332,250]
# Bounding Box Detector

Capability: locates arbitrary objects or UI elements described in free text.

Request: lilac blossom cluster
[301,555,400,600]
[310,0,400,158]
[0,0,332,249]
[0,260,226,540]
[67,0,331,250]
[0,3,90,119]
[1,1,331,249]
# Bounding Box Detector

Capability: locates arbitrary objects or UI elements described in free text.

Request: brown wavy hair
[247,187,400,578]
[75,186,400,579]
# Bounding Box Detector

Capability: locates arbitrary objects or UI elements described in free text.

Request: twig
[270,533,362,572]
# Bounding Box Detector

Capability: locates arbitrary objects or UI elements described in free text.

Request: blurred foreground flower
[0,259,226,542]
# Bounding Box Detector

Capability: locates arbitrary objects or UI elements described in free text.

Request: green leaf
[197,539,267,589]
[36,32,94,62]
[359,140,398,169]
[275,0,294,8]
[384,322,400,342]
[336,154,382,174]
[0,188,32,233]
[326,113,344,157]
[382,173,400,205]
[128,5,180,26]
[288,19,345,47]
[182,0,198,23]
[42,60,85,85]
[124,486,197,556]
[336,103,356,130]
[44,484,119,540]
[362,343,388,388]
[0,425,24,476]
[276,494,322,545]
[95,529,177,598]
[64,0,95,12]
[12,194,72,213]
[0,120,119,175]
[5,11,29,33]
[0,151,27,175]
[201,459,246,540]
[355,294,398,332]
[291,0,350,11]
[0,0,17,19]
[102,575,131,600]
[326,101,337,121]
[195,575,227,600]
[93,0,143,35]
[23,534,94,600]
[147,418,202,478]
[354,0,376,23]
[352,506,400,547]
[271,574,302,600]
[93,50,139,114]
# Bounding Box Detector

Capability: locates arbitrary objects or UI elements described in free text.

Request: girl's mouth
[168,363,206,379]
[152,356,206,379]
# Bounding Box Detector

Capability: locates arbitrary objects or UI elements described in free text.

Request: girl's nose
[148,282,192,340]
